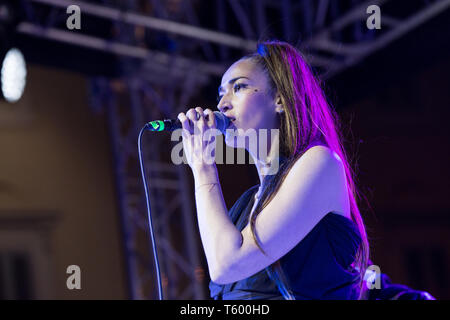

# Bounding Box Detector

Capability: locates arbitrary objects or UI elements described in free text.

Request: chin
[224,129,253,149]
[224,131,240,148]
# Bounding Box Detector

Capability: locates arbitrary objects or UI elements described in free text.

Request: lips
[227,118,236,129]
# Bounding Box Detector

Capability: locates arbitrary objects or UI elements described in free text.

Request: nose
[217,97,232,113]
[218,104,232,114]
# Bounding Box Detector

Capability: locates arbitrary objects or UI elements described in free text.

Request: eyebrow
[218,76,250,95]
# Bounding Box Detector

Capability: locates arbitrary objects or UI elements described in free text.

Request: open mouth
[227,118,236,129]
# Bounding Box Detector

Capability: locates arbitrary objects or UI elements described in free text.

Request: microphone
[145,111,231,134]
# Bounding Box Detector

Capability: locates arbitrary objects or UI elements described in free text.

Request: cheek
[238,94,271,127]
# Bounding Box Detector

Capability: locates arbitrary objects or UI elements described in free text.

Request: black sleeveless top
[209,171,362,300]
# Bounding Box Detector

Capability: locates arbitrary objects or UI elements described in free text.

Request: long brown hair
[241,40,370,299]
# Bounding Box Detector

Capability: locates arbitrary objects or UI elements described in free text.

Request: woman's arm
[176,107,244,281]
[192,164,243,282]
[176,108,349,284]
[203,145,350,284]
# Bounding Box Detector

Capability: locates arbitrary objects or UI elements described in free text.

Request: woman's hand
[177,107,220,175]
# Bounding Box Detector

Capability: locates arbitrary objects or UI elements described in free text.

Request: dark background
[0,0,449,299]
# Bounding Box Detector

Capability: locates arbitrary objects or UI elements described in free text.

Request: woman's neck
[248,129,281,185]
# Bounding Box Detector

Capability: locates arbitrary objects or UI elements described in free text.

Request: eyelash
[217,83,247,102]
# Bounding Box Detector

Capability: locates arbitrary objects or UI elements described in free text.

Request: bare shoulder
[301,144,341,160]
[291,145,343,173]
[289,145,351,219]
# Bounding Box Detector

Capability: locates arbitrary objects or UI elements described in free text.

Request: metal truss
[86,1,209,299]
[11,0,450,300]
[16,0,450,80]
[91,75,207,299]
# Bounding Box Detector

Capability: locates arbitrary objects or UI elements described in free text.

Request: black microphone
[145,111,231,134]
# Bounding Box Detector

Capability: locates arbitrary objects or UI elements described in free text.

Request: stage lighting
[1,47,27,103]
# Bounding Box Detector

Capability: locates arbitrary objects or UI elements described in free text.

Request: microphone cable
[137,113,229,300]
[137,124,163,300]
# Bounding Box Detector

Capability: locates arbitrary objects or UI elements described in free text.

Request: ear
[274,93,284,114]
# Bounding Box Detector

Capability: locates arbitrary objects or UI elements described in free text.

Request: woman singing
[177,40,370,300]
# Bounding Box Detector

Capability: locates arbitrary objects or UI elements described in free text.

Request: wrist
[192,163,217,178]
[195,182,219,193]
[193,164,219,186]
